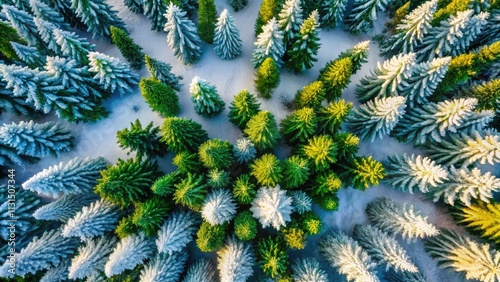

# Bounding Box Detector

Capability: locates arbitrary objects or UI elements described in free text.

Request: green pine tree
[294,80,326,109]
[196,221,227,252]
[453,201,500,244]
[318,57,353,101]
[244,111,281,151]
[282,155,310,189]
[257,236,289,278]
[172,151,202,174]
[110,26,144,70]
[250,153,283,187]
[301,135,338,172]
[174,173,209,211]
[198,139,234,170]
[255,57,280,99]
[116,119,167,158]
[232,174,257,205]
[198,0,217,43]
[255,0,280,34]
[140,78,180,117]
[228,89,261,129]
[346,156,385,190]
[280,107,317,144]
[160,117,209,153]
[144,55,182,91]
[0,21,26,60]
[234,211,258,241]
[316,100,352,134]
[132,196,170,236]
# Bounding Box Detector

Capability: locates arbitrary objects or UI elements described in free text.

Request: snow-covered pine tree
[254,0,278,35]
[383,154,448,194]
[53,28,95,64]
[286,10,321,74]
[454,201,500,244]
[117,119,167,158]
[476,9,500,45]
[424,229,500,281]
[346,96,407,142]
[2,4,41,47]
[33,193,97,222]
[190,76,226,117]
[277,0,302,46]
[250,185,293,230]
[366,197,439,242]
[352,224,418,273]
[33,17,62,55]
[355,53,415,103]
[160,117,209,153]
[201,189,237,225]
[198,0,217,43]
[140,252,188,282]
[250,153,283,187]
[217,236,255,282]
[385,269,427,282]
[0,120,73,158]
[337,40,370,74]
[88,51,140,96]
[144,55,182,91]
[10,42,44,68]
[291,257,329,282]
[182,259,217,282]
[140,78,180,117]
[0,142,29,169]
[214,9,243,59]
[252,17,285,68]
[321,0,347,29]
[68,236,117,280]
[244,110,280,151]
[71,0,125,40]
[143,0,167,31]
[318,57,353,101]
[164,3,202,64]
[343,0,390,35]
[280,107,317,144]
[0,20,27,61]
[40,261,70,282]
[319,230,379,282]
[124,0,143,13]
[379,0,437,58]
[30,0,69,29]
[104,232,155,277]
[110,26,144,70]
[156,210,200,254]
[233,138,257,164]
[290,190,312,214]
[0,73,33,116]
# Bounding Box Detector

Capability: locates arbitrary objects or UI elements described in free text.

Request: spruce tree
[207,169,231,189]
[164,3,202,65]
[53,28,95,64]
[160,117,209,153]
[280,107,317,144]
[198,0,217,43]
[196,221,227,252]
[335,131,360,161]
[30,0,70,29]
[88,51,139,95]
[190,76,226,117]
[294,80,326,109]
[292,258,329,282]
[41,261,70,282]
[277,0,302,45]
[156,210,200,254]
[290,190,312,214]
[250,153,283,187]
[117,119,167,158]
[229,0,247,11]
[68,236,117,280]
[301,135,337,172]
[464,79,500,111]
[172,151,202,173]
[337,40,370,74]
[431,0,475,25]
[151,171,180,196]
[282,227,307,249]
[123,0,143,13]
[454,201,500,244]
[282,155,310,189]
[10,42,45,68]
[144,55,182,91]
[182,259,217,282]
[173,173,209,211]
[252,18,285,68]
[234,211,258,240]
[256,236,289,278]
[33,193,98,222]
[198,138,233,170]
[0,73,33,116]
[104,232,155,277]
[2,4,41,47]
[232,174,257,205]
[132,196,170,236]
[250,185,293,230]
[255,0,279,34]
[140,252,188,282]
[140,78,180,117]
[286,10,320,74]
[321,0,347,29]
[110,26,144,70]
[42,0,82,28]
[0,20,26,60]
[343,0,390,35]
[318,57,353,101]
[255,57,280,99]
[143,0,167,31]
[214,9,243,59]
[228,89,261,128]
[70,0,125,40]
[244,110,281,151]
[316,100,352,134]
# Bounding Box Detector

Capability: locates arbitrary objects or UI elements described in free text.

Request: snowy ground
[2,0,478,280]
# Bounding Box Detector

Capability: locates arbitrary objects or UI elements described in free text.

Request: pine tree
[182,259,217,282]
[2,5,41,47]
[355,53,415,103]
[347,96,407,142]
[343,0,390,35]
[337,40,370,74]
[164,3,202,64]
[250,185,293,230]
[0,120,73,158]
[321,0,347,29]
[151,171,180,196]
[316,100,352,134]
[282,155,310,189]
[318,57,353,101]
[431,0,471,25]
[232,174,257,205]
[464,79,500,112]
[88,51,139,96]
[255,57,280,99]
[214,9,242,59]
[256,236,289,278]
[352,224,418,273]
[123,0,143,13]
[385,269,427,282]
[229,0,247,11]
[173,151,202,174]
[383,154,448,194]
[207,169,231,189]
[300,211,323,235]
[294,80,326,109]
[115,214,137,239]
[22,157,107,197]
[160,117,209,153]
[311,172,342,197]
[201,189,237,225]
[41,0,82,28]
[144,55,182,91]
[250,154,283,187]
[291,257,329,282]
[233,138,257,164]
[10,42,45,68]
[70,0,125,40]
[477,9,500,45]
[280,107,316,144]
[244,110,280,151]
[290,190,312,214]
[286,10,320,74]
[335,131,360,161]
[252,18,285,68]
[198,139,233,170]
[255,0,279,34]
[173,173,209,211]
[30,0,69,29]
[319,231,379,282]
[282,227,306,249]
[104,232,155,277]
[228,90,261,129]
[424,230,500,282]
[143,0,167,31]
[110,26,144,70]
[0,74,33,116]
[117,119,167,158]
[454,201,500,244]
[0,20,26,60]
[132,196,170,236]
[156,210,200,254]
[68,236,117,280]
[33,193,97,222]
[196,221,227,252]
[198,0,217,43]
[139,78,180,117]
[277,0,302,45]
[301,135,337,171]
[234,210,257,240]
[344,155,384,191]
[140,252,188,282]
[53,28,95,64]
[94,158,160,208]
[217,236,255,282]
[366,197,439,242]
[190,76,226,117]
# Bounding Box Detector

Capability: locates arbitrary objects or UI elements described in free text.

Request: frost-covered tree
[207,169,231,189]
[33,193,97,222]
[232,174,257,205]
[2,5,41,46]
[255,57,280,99]
[0,120,73,158]
[366,197,439,242]
[140,252,188,282]
[214,9,242,59]
[252,18,285,68]
[343,0,390,35]
[301,135,337,172]
[291,257,329,282]
[140,78,180,117]
[355,53,415,103]
[196,221,227,252]
[383,154,448,194]
[286,10,320,73]
[256,236,289,278]
[385,269,427,282]
[132,196,170,236]
[156,210,200,254]
[190,76,226,117]
[161,117,209,153]
[32,19,60,55]
[233,138,257,164]
[40,261,70,282]
[424,229,500,282]
[0,74,33,116]
[88,51,139,96]
[201,189,237,225]
[277,0,302,45]
[110,26,144,70]
[68,236,117,280]
[217,236,255,282]
[250,185,293,230]
[123,0,143,13]
[454,201,500,244]
[228,89,261,129]
[321,0,347,29]
[53,28,95,64]
[164,3,202,64]
[316,100,352,134]
[353,224,418,273]
[319,231,379,282]
[336,40,370,74]
[143,0,167,31]
[282,155,310,189]
[290,191,312,214]
[234,210,257,240]
[174,173,209,211]
[104,232,155,277]
[198,0,217,43]
[144,55,182,91]
[250,154,283,187]
[182,259,217,282]
[10,42,45,68]
[244,110,280,151]
[70,0,125,40]
[318,57,353,101]
[347,96,406,142]
[198,138,233,170]
[117,119,167,158]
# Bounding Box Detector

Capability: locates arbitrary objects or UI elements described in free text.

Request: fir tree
[234,211,258,240]
[337,40,370,74]
[318,57,353,101]
[477,9,500,45]
[0,74,33,116]
[143,0,167,31]
[201,189,237,225]
[140,252,188,282]
[2,5,41,47]
[173,151,202,174]
[321,0,347,29]
[255,0,279,34]
[104,232,155,277]
[207,169,231,189]
[232,174,257,205]
[132,196,170,236]
[164,3,202,64]
[42,0,82,28]
[198,0,217,43]
[291,257,329,282]
[173,173,209,211]
[255,57,280,99]
[366,197,439,242]
[144,55,182,91]
[250,154,283,187]
[33,193,97,222]
[454,201,500,244]
[10,42,45,68]
[160,117,209,153]
[252,18,285,68]
[190,76,226,117]
[140,78,180,117]
[68,236,117,280]
[182,259,217,282]
[282,155,310,189]
[385,270,427,282]
[214,9,243,59]
[335,131,360,161]
[22,157,107,197]
[217,236,255,282]
[250,185,293,230]
[286,10,320,74]
[151,171,180,196]
[233,138,257,164]
[244,110,281,151]
[277,0,302,45]
[343,0,390,35]
[431,0,471,25]
[290,190,312,214]
[30,0,68,30]
[123,0,143,13]
[115,214,137,239]
[53,28,95,64]
[0,20,26,60]
[228,90,261,129]
[301,135,337,171]
[198,138,233,170]
[156,210,200,254]
[300,211,323,235]
[256,236,289,278]
[70,0,125,40]
[294,80,326,109]
[88,51,139,96]
[196,221,227,252]
[316,100,352,134]
[280,107,316,144]
[110,26,144,70]
[117,119,167,158]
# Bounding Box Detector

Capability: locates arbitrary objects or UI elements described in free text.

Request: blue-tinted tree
[68,236,118,280]
[214,9,243,59]
[156,210,200,254]
[104,232,155,277]
[71,0,125,39]
[32,193,98,222]
[140,252,188,282]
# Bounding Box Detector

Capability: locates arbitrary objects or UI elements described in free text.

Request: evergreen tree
[316,100,352,134]
[182,259,217,282]
[117,119,167,158]
[0,20,26,60]
[256,236,289,278]
[214,9,243,59]
[30,0,69,29]
[347,96,407,142]
[33,193,97,222]
[173,173,209,211]
[366,197,439,242]
[2,4,41,47]
[294,80,326,109]
[207,169,231,189]
[104,232,155,277]
[198,0,217,43]
[277,0,302,45]
[217,236,255,282]
[110,26,144,70]
[280,107,317,144]
[70,0,125,40]
[160,117,209,153]
[233,138,257,164]
[198,138,233,170]
[311,172,342,197]
[282,155,310,189]
[464,79,500,112]
[343,0,390,35]
[10,42,45,68]
[250,185,293,230]
[140,252,188,282]
[383,154,448,194]
[290,190,312,214]
[476,9,500,45]
[201,189,237,225]
[228,89,261,129]
[144,55,182,91]
[0,120,73,158]
[319,231,379,282]
[232,174,257,205]
[41,261,70,282]
[291,257,329,282]
[431,0,471,25]
[140,78,180,117]
[190,76,226,117]
[151,171,180,196]
[255,0,279,34]
[454,201,500,244]
[22,157,107,197]
[0,74,33,116]
[234,210,258,240]
[68,236,117,280]
[88,51,139,96]
[132,196,170,236]
[252,18,285,68]
[173,151,201,174]
[335,131,360,161]
[345,156,385,190]
[123,0,143,13]
[115,214,137,239]
[250,154,283,187]
[301,135,337,171]
[352,224,418,273]
[321,0,347,29]
[300,211,323,235]
[53,28,95,64]
[42,0,82,28]
[143,0,167,31]
[255,57,280,99]
[286,10,320,74]
[318,57,353,101]
[156,210,200,254]
[337,40,370,74]
[244,110,280,151]
[196,221,227,252]
[164,3,202,64]
[385,270,427,282]
[282,226,306,249]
